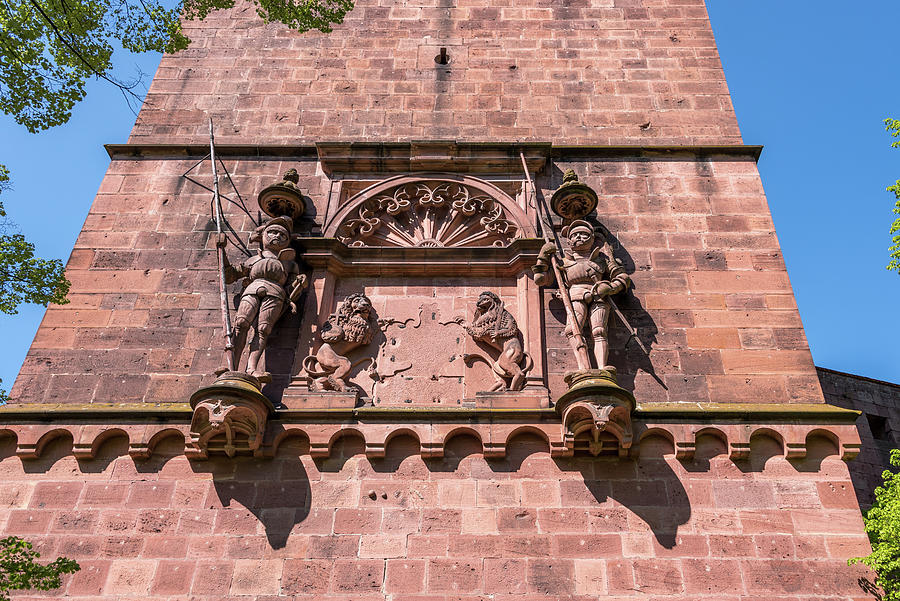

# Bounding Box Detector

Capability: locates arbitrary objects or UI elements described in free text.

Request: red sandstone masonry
[130,0,741,146]
[0,433,874,599]
[12,152,823,405]
[2,1,864,596]
[819,367,900,508]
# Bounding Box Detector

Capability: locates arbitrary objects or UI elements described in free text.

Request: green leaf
[0,536,79,599]
[886,120,900,273]
[849,448,900,599]
[0,232,70,315]
[1,0,355,131]
[0,164,71,316]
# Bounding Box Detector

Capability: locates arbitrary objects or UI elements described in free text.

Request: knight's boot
[594,337,614,371]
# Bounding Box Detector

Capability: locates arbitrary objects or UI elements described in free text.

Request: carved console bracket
[555,369,636,457]
[188,372,275,458]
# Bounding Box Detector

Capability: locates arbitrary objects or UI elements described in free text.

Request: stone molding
[323,173,537,246]
[298,237,543,277]
[0,403,860,463]
[316,141,550,175]
[103,142,764,163]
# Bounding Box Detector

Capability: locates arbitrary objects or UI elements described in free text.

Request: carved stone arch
[324,173,536,248]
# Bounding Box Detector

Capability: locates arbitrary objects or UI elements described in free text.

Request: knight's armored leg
[231,294,260,371]
[589,300,612,370]
[247,295,282,379]
[566,301,590,369]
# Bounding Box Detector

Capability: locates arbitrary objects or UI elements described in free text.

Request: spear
[519,152,648,363]
[209,117,235,372]
[520,152,591,370]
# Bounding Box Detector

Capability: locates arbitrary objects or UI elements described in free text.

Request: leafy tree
[0,536,79,600]
[0,165,70,402]
[1,0,352,402]
[850,448,900,599]
[1,0,354,132]
[1,0,353,400]
[887,118,900,273]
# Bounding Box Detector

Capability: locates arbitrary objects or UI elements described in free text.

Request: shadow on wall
[505,432,690,549]
[319,430,691,550]
[191,439,312,550]
[0,427,848,556]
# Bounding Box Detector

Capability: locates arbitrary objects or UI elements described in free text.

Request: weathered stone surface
[130,0,742,146]
[0,0,888,598]
[820,367,900,508]
[0,433,875,598]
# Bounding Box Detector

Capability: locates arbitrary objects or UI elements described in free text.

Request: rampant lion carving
[303,293,379,392]
[458,291,533,392]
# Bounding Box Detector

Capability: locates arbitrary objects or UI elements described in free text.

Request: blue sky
[1,1,899,394]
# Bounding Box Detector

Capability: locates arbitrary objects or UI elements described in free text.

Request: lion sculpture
[303,293,378,392]
[460,291,532,392]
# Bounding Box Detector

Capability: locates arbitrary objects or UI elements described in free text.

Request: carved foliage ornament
[338,181,520,248]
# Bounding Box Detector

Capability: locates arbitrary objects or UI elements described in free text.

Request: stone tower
[1,0,874,598]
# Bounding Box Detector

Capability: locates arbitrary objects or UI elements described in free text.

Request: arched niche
[323,173,536,248]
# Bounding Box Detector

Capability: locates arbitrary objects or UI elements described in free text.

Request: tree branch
[25,0,143,102]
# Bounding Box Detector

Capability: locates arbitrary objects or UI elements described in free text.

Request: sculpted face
[568,227,594,251]
[351,295,372,318]
[264,225,290,251]
[477,293,496,311]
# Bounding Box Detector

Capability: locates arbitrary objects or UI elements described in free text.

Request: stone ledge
[0,404,861,464]
[635,402,861,421]
[0,401,860,422]
[103,142,764,164]
[299,237,543,277]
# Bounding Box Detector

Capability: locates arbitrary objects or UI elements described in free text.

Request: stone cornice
[298,237,543,277]
[0,402,860,462]
[0,401,858,423]
[104,142,764,166]
[816,365,900,390]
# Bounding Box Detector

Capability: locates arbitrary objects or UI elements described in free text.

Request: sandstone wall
[131,0,741,145]
[10,0,817,405]
[0,0,876,598]
[819,367,900,507]
[10,152,821,406]
[0,432,871,600]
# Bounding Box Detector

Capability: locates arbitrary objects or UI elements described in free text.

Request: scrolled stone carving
[457,291,533,392]
[337,181,519,248]
[189,372,275,458]
[218,216,307,382]
[302,293,380,392]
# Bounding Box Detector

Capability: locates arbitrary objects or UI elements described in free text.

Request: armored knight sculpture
[216,216,307,382]
[458,291,532,392]
[532,220,630,372]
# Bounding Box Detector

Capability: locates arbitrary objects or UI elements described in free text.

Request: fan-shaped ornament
[337,181,520,248]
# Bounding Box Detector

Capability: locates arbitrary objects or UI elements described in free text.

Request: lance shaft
[209,118,235,371]
[520,152,591,370]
